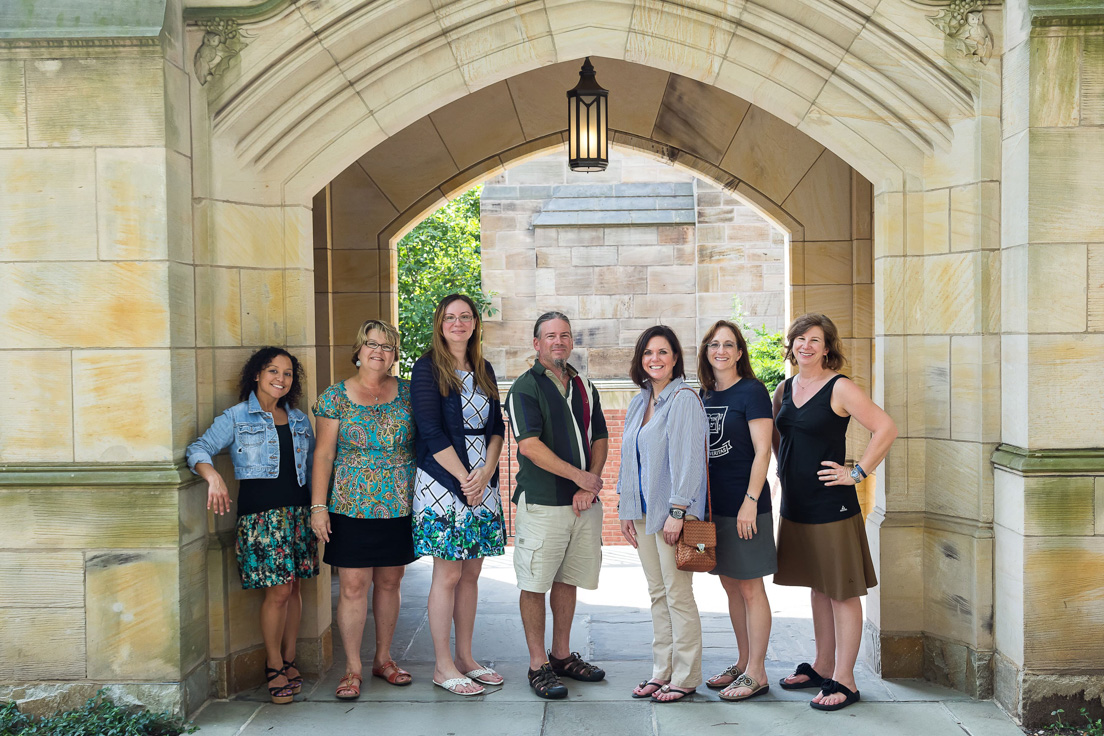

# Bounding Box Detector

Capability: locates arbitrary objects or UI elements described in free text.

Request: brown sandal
[372,659,412,686]
[335,672,362,700]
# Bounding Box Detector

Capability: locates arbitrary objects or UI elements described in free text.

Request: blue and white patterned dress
[412,371,505,560]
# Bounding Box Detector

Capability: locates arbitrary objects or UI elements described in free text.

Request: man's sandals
[548,651,606,682]
[528,663,568,700]
[335,672,362,700]
[371,659,412,686]
[779,662,826,690]
[810,679,861,711]
[265,666,296,705]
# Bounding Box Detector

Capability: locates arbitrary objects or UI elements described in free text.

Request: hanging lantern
[567,57,608,172]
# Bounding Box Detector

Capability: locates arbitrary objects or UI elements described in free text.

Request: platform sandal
[265,666,295,704]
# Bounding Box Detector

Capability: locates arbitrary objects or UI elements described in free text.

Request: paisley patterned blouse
[312,379,415,519]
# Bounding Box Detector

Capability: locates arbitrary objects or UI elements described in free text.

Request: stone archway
[184,0,1001,706]
[18,0,1104,726]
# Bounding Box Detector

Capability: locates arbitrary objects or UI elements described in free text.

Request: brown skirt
[774,513,877,601]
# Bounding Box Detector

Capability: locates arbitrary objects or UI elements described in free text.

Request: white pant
[634,513,703,689]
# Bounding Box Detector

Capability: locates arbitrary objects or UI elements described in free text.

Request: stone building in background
[479,149,786,381]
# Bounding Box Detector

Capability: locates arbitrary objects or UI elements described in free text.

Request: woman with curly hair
[186,347,317,705]
[410,294,506,696]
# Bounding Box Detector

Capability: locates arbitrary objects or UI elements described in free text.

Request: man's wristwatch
[849,463,867,483]
[668,507,686,520]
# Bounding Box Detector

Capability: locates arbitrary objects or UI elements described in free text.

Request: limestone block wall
[0,32,208,714]
[993,8,1104,723]
[479,150,786,381]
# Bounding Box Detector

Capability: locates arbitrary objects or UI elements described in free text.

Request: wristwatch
[668,507,686,520]
[849,463,867,483]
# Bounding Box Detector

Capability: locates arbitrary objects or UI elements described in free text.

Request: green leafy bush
[396,186,497,377]
[0,690,196,736]
[731,297,785,394]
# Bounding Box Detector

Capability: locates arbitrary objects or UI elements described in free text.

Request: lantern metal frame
[566,57,609,172]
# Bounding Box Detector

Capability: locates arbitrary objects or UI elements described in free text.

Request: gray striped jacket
[616,377,709,535]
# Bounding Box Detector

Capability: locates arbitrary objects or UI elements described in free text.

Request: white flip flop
[433,676,485,696]
[464,667,504,686]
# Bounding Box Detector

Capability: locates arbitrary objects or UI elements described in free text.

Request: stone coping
[0,461,194,487]
[990,444,1104,475]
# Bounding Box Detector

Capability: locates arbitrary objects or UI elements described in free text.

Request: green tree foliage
[396,186,496,377]
[731,297,786,394]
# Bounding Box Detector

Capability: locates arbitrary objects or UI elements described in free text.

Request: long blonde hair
[429,294,499,399]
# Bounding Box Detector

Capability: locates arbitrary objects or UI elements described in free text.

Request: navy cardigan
[411,354,505,505]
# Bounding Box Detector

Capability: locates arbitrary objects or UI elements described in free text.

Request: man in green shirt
[506,311,609,700]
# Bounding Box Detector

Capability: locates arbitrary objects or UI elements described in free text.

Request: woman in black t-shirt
[697,321,776,702]
[772,313,897,712]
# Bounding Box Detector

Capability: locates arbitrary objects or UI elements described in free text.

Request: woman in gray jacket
[618,325,709,703]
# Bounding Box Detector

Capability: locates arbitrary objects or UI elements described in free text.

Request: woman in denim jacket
[186,347,318,705]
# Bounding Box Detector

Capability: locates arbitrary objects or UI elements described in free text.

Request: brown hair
[429,294,499,399]
[784,312,846,371]
[697,320,757,392]
[628,325,686,388]
[351,320,401,370]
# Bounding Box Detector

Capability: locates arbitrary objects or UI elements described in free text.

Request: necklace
[359,378,387,403]
[794,373,825,390]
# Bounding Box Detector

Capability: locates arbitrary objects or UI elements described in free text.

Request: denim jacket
[186,392,314,487]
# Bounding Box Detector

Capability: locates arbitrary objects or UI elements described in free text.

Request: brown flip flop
[372,659,412,686]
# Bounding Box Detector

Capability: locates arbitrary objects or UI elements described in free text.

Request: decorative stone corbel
[193,18,251,85]
[928,0,993,65]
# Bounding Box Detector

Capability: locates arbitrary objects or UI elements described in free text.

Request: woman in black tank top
[771,314,897,712]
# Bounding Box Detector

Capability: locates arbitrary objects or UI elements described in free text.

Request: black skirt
[323,512,417,568]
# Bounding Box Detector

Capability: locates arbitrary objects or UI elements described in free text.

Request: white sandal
[433,676,485,696]
[465,667,504,686]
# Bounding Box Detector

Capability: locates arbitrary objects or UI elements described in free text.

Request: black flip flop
[632,679,666,699]
[809,679,861,711]
[779,662,825,690]
[650,684,695,703]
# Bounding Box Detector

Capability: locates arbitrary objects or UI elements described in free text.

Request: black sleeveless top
[775,375,859,524]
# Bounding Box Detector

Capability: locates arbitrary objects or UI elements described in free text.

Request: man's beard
[553,358,567,371]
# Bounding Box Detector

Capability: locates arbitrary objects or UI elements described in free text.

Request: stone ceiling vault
[187,0,992,204]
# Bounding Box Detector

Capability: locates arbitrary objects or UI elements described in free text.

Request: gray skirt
[709,511,778,580]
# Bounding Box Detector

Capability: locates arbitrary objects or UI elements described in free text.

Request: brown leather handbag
[674,388,716,573]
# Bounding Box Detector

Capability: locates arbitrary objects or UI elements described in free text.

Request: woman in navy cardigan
[411,293,507,696]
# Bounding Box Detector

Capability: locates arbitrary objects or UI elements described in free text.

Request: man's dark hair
[533,311,572,339]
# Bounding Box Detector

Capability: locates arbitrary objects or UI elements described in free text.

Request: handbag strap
[675,387,712,521]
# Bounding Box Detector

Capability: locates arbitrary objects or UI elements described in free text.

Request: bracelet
[854,463,867,480]
[309,503,326,510]
[746,492,759,502]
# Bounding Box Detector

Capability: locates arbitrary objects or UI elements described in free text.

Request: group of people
[186,295,896,713]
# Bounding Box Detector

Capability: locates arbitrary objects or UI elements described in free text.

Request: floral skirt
[236,506,319,590]
[412,469,505,561]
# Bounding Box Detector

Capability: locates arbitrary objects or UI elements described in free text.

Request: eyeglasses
[443,314,475,324]
[365,340,396,353]
[706,341,738,351]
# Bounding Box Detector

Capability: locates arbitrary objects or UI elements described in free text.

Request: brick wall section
[495,411,629,546]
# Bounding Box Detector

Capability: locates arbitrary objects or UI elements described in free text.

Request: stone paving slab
[195,550,1021,735]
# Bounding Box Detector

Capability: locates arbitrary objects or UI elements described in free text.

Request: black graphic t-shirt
[701,379,773,518]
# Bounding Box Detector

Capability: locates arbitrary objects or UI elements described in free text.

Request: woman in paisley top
[310,319,416,700]
[411,294,506,696]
